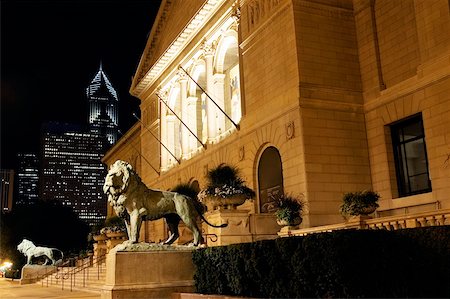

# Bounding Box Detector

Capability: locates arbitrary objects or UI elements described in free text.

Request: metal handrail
[45,253,106,292]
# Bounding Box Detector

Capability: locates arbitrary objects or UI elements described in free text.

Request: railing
[279,208,450,237]
[38,253,106,292]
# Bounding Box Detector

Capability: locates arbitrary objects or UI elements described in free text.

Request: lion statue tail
[52,248,64,265]
[194,204,228,228]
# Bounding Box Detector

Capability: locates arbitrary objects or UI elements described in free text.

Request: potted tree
[198,164,255,210]
[274,194,305,227]
[339,190,380,218]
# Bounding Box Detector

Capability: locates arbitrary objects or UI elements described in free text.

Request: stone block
[101,248,195,299]
[20,265,56,285]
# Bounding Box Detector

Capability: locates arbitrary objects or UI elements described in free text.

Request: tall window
[390,113,431,197]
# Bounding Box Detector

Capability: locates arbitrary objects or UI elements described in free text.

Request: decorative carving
[239,146,245,161]
[232,1,241,25]
[156,88,169,101]
[176,69,188,82]
[201,39,216,57]
[103,160,227,246]
[286,121,295,140]
[247,0,281,32]
[17,239,64,265]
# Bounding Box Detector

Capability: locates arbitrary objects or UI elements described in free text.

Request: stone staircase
[35,256,106,293]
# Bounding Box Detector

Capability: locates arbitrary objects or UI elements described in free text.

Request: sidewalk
[0,278,101,299]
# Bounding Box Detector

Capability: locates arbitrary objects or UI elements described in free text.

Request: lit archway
[257,146,284,213]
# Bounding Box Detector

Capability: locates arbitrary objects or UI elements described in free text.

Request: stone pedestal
[101,247,195,299]
[20,264,56,285]
[203,209,252,246]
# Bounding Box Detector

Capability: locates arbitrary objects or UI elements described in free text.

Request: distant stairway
[35,254,106,293]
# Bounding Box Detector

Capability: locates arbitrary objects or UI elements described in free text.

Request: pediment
[130,0,225,98]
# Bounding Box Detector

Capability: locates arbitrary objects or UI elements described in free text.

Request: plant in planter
[198,164,255,210]
[340,190,380,218]
[100,216,127,238]
[89,223,107,242]
[274,194,305,227]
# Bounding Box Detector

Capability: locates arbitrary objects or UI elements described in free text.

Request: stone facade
[103,0,450,244]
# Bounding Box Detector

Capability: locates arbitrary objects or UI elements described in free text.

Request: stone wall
[355,0,450,212]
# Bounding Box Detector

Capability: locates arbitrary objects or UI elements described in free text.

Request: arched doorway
[258,146,284,213]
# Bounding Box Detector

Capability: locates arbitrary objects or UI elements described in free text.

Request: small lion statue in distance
[17,239,64,266]
[103,160,226,246]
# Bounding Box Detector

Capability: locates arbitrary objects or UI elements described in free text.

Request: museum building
[103,0,450,244]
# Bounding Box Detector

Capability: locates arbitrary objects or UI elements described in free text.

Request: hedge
[193,226,450,298]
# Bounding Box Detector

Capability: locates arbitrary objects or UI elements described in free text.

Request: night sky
[1,0,161,169]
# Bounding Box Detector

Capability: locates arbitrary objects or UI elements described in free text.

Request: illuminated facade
[41,122,107,226]
[16,153,39,207]
[86,63,119,145]
[103,0,450,244]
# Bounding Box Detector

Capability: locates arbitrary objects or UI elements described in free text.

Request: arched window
[214,30,241,133]
[258,146,284,213]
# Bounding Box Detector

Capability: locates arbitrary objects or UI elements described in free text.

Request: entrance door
[258,146,284,213]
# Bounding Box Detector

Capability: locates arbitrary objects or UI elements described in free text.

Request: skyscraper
[40,122,108,226]
[38,64,120,226]
[0,169,14,213]
[86,63,119,145]
[16,153,39,207]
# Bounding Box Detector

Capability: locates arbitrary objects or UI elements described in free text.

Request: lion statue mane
[103,160,226,246]
[17,239,63,266]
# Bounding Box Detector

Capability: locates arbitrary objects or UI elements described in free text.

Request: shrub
[193,226,450,298]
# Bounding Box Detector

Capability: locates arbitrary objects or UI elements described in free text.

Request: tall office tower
[0,169,15,213]
[40,122,108,226]
[86,63,119,145]
[16,153,39,207]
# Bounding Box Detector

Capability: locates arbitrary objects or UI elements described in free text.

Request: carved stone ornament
[201,39,216,57]
[286,121,295,140]
[239,146,245,161]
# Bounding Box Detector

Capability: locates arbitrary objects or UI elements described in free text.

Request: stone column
[203,42,216,142]
[166,114,176,166]
[187,96,198,152]
[178,73,189,158]
[159,94,168,170]
[213,73,226,135]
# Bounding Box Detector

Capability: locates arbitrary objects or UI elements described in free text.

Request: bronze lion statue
[103,160,225,246]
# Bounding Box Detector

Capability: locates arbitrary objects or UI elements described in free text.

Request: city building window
[390,113,431,197]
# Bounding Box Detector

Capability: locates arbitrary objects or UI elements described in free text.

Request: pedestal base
[20,264,56,285]
[101,246,195,299]
[203,209,253,246]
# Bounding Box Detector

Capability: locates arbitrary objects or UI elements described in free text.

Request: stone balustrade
[279,209,450,237]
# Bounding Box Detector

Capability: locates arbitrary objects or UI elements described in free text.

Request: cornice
[101,122,141,163]
[131,0,228,98]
